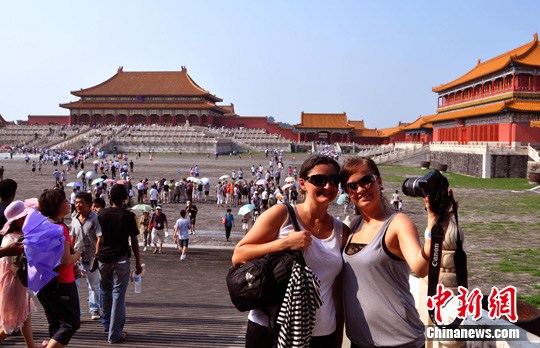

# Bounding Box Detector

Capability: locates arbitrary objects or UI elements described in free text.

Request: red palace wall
[391,131,407,142]
[213,116,295,140]
[512,123,540,144]
[433,122,540,145]
[28,115,70,125]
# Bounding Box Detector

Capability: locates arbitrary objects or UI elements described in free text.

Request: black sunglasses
[306,174,341,187]
[346,174,378,191]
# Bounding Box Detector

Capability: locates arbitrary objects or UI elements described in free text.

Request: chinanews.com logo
[424,285,539,342]
[426,325,522,341]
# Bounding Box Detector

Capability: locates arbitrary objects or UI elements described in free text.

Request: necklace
[310,219,323,235]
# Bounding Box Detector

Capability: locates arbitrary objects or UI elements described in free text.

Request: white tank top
[248,207,343,336]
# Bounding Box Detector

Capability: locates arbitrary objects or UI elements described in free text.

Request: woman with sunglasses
[232,155,347,348]
[340,157,452,348]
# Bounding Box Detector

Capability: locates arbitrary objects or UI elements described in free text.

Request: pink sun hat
[0,198,38,235]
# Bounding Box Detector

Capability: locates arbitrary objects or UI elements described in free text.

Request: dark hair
[180,209,186,218]
[109,184,128,207]
[38,189,66,219]
[298,155,340,180]
[0,179,17,201]
[75,191,92,205]
[340,157,389,210]
[340,157,381,186]
[227,208,232,213]
[92,197,106,208]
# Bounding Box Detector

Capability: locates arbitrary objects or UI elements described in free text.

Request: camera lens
[402,177,426,197]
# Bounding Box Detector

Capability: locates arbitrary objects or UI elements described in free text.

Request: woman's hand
[425,189,455,232]
[282,230,312,251]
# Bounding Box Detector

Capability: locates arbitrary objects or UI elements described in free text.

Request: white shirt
[248,209,343,336]
[149,188,159,200]
[174,218,191,240]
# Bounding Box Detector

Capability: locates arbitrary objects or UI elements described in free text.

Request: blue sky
[1,0,539,128]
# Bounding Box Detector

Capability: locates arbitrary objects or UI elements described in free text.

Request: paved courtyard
[3,246,248,347]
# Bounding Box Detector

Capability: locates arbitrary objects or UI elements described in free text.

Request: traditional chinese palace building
[59,66,228,126]
[294,113,354,143]
[293,113,406,145]
[429,34,540,146]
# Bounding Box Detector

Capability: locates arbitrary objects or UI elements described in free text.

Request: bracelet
[421,245,429,261]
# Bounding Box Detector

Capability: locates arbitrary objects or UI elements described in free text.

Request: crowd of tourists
[0,147,454,348]
[0,147,307,346]
[0,175,142,346]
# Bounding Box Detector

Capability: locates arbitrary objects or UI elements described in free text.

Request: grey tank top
[342,214,425,347]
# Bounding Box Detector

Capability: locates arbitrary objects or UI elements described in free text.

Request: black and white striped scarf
[276,261,322,348]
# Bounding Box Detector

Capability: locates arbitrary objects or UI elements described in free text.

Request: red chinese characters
[488,286,518,322]
[426,284,454,324]
[426,285,518,324]
[456,286,483,321]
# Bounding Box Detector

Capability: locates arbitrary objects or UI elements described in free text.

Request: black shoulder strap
[284,203,300,231]
[427,197,467,328]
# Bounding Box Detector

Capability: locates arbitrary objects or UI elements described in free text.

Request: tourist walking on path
[0,179,17,246]
[0,201,36,348]
[173,210,191,261]
[241,214,250,234]
[150,206,168,254]
[232,155,346,348]
[71,191,102,321]
[223,208,234,242]
[149,185,159,209]
[37,189,82,348]
[91,197,105,215]
[95,184,142,344]
[139,211,151,252]
[136,180,144,204]
[340,157,454,348]
[391,189,400,211]
[186,201,198,235]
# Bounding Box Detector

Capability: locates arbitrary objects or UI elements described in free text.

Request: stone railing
[528,144,540,162]
[372,144,430,164]
[430,143,528,156]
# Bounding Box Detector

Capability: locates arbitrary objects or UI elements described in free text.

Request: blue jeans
[82,263,101,314]
[99,255,130,343]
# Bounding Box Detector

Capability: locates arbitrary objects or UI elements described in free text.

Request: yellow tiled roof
[352,126,401,138]
[378,126,404,137]
[507,99,540,111]
[60,101,227,113]
[295,112,354,129]
[433,34,540,93]
[400,115,436,130]
[219,103,236,115]
[430,102,506,122]
[430,99,540,122]
[348,120,365,129]
[71,67,222,102]
[354,128,381,137]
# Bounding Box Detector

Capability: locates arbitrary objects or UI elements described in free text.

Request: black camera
[401,170,449,214]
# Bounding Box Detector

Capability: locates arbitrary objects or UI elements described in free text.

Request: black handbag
[226,203,304,312]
